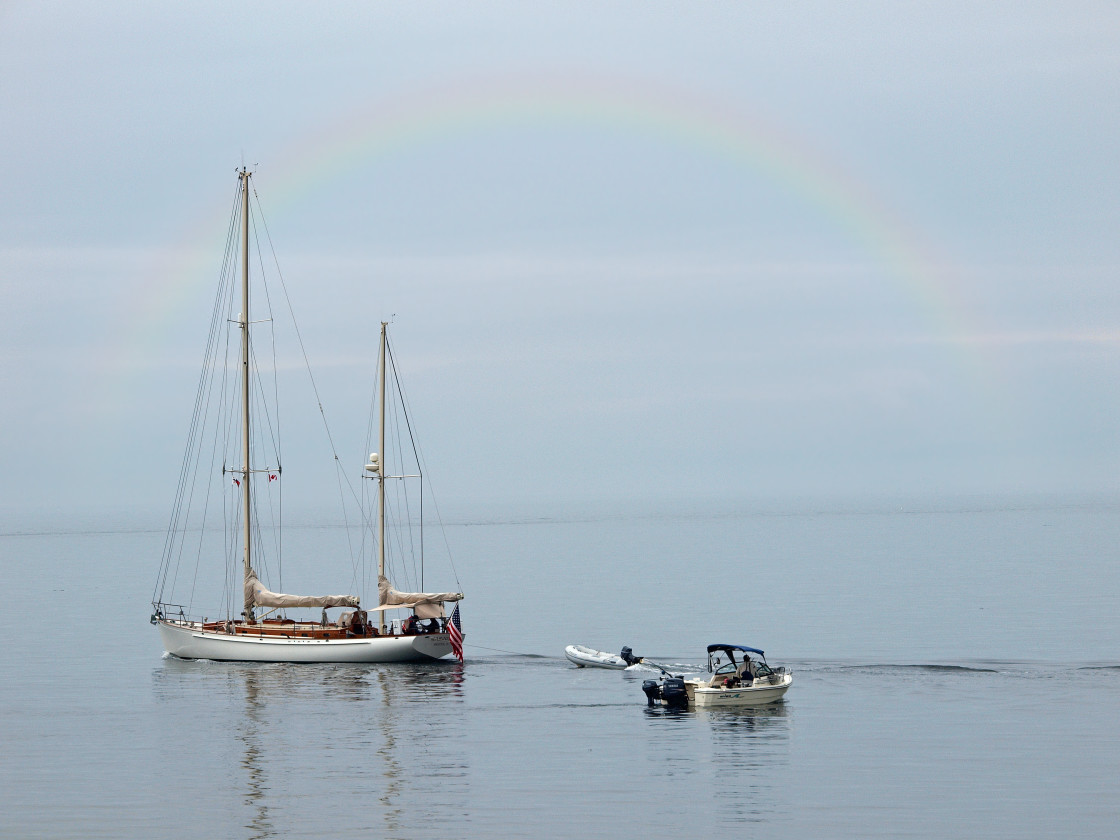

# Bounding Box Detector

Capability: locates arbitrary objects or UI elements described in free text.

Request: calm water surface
[1,495,1117,838]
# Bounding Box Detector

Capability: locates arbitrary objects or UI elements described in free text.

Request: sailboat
[151,169,464,663]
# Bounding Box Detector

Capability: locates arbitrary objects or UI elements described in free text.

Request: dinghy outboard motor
[642,677,689,708]
[620,646,641,666]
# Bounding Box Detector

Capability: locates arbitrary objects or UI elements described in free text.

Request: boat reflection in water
[708,704,792,822]
[152,658,466,838]
[642,687,793,826]
[239,669,276,840]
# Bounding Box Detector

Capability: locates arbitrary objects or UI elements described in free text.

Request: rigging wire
[156,175,464,622]
[385,338,463,592]
[248,196,284,592]
[385,343,421,590]
[155,179,242,614]
[217,259,240,619]
[387,379,421,591]
[247,319,283,584]
[359,346,381,596]
[363,336,423,594]
[356,331,463,596]
[251,184,365,592]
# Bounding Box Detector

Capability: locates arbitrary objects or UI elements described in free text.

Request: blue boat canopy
[707,643,765,657]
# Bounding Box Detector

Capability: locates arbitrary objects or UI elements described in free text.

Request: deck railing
[152,603,445,639]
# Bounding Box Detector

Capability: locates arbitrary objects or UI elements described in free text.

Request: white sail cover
[378,574,462,615]
[244,568,360,609]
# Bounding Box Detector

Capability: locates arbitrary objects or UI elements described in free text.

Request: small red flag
[269,474,277,482]
[232,478,240,487]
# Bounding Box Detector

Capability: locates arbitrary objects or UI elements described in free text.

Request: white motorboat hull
[564,645,628,669]
[689,673,793,707]
[158,620,456,663]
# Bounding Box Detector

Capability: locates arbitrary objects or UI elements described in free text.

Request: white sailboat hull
[158,620,456,663]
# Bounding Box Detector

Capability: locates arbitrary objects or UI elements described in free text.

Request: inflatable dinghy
[564,645,642,669]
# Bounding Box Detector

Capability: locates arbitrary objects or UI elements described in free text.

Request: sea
[1,493,1117,839]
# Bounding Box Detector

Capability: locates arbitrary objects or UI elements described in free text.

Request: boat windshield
[703,649,766,663]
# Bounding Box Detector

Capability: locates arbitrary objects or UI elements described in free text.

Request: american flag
[448,604,463,663]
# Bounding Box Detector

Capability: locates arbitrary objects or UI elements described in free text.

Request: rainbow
[120,73,984,402]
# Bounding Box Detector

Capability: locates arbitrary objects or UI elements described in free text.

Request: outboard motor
[620,646,640,666]
[642,677,689,708]
[660,677,689,708]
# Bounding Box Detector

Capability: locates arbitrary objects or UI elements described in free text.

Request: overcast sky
[1,2,1117,519]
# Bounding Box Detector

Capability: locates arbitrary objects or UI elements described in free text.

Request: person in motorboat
[715,654,760,688]
[736,655,755,685]
[710,655,742,688]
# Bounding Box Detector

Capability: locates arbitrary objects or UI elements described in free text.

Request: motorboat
[564,645,643,669]
[642,644,792,708]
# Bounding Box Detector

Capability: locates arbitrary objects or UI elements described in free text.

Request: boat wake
[832,663,999,674]
[629,661,702,675]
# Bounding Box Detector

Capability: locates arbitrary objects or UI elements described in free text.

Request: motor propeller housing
[642,677,688,708]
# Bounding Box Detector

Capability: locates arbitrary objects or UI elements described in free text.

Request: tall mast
[240,169,253,622]
[377,321,388,632]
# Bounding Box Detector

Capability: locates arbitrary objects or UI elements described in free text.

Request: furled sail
[378,575,463,618]
[244,567,360,609]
